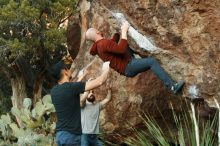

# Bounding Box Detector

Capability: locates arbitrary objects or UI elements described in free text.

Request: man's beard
[87,95,95,103]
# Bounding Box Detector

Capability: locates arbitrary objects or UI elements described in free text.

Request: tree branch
[58,13,73,27]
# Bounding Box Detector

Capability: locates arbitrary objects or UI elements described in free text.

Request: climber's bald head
[85,28,102,42]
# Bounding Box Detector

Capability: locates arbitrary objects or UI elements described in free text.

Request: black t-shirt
[51,82,85,134]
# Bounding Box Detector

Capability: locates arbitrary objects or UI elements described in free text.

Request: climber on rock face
[85,22,184,94]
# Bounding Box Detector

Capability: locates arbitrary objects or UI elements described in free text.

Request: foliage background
[0,0,78,145]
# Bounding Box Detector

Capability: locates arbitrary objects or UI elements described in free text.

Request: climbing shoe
[171,81,185,94]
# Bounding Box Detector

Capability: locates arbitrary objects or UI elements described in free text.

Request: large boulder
[68,0,220,143]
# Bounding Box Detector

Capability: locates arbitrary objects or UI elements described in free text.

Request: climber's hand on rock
[121,21,130,33]
[121,21,130,39]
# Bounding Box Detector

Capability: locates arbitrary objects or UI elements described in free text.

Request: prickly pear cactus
[0,114,12,140]
[0,95,56,145]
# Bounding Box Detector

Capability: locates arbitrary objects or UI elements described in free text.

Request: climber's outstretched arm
[84,62,110,91]
[80,91,89,107]
[105,22,130,54]
[100,90,112,109]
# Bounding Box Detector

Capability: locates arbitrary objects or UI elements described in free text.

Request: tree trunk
[11,77,27,109]
[33,73,44,105]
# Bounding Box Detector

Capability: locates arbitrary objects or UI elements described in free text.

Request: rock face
[69,0,220,143]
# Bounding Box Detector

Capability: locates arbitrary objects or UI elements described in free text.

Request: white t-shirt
[81,101,101,134]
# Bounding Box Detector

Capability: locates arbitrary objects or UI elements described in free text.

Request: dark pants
[124,57,174,88]
[81,134,102,146]
[56,131,81,146]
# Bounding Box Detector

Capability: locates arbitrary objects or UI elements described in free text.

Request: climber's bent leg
[124,57,175,89]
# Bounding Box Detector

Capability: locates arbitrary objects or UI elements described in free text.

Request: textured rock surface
[69,0,220,143]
